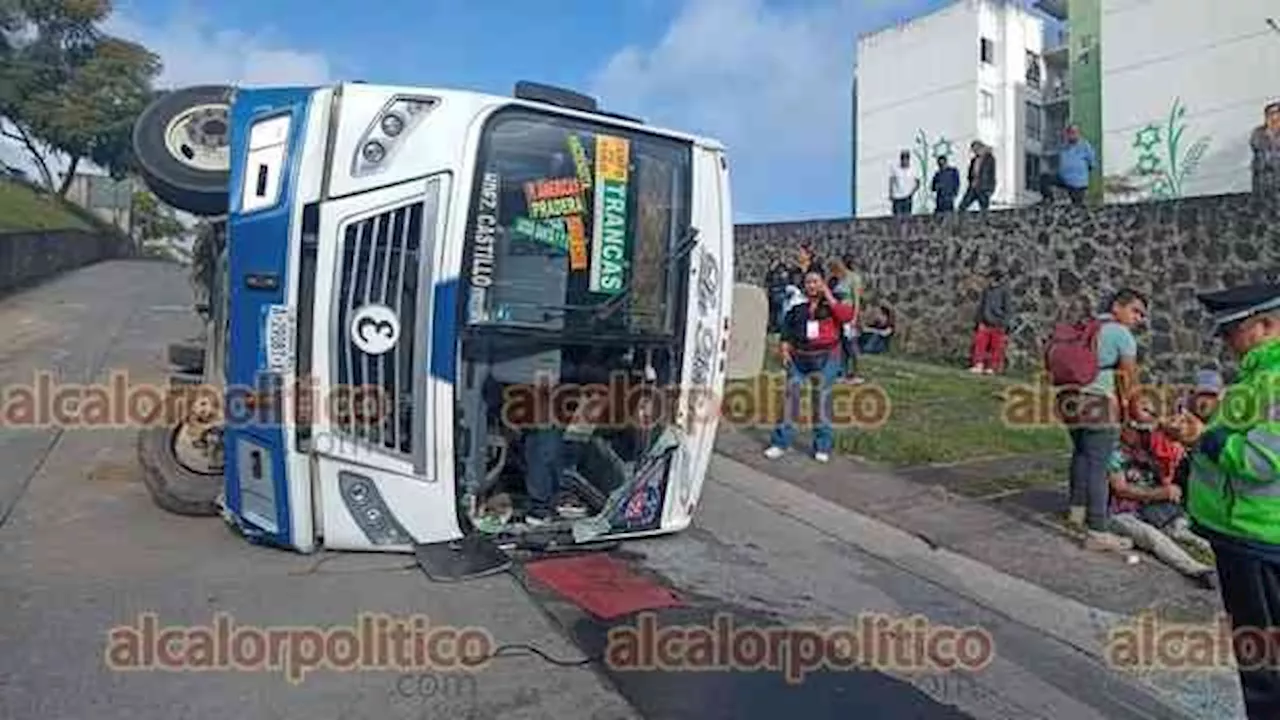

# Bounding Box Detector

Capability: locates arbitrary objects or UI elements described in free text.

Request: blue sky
[94,0,954,222]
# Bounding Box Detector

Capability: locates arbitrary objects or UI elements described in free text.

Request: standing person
[828,254,866,384]
[788,244,820,287]
[1166,282,1280,720]
[765,260,791,334]
[930,155,960,213]
[764,271,856,464]
[969,269,1010,374]
[888,150,919,216]
[1250,101,1280,197]
[958,141,996,212]
[771,245,816,330]
[1046,289,1147,550]
[1040,124,1095,205]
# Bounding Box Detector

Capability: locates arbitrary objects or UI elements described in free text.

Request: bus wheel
[132,85,234,217]
[137,424,223,517]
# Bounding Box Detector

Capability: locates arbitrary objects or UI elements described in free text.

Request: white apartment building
[854,0,1048,217]
[1100,0,1280,202]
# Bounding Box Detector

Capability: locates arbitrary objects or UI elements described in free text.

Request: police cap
[1197,282,1280,334]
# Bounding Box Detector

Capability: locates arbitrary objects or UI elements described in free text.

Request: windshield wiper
[594,225,699,320]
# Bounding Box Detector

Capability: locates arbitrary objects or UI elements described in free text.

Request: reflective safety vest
[1187,339,1280,544]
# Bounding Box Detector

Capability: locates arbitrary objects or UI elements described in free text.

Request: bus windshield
[463,106,692,338]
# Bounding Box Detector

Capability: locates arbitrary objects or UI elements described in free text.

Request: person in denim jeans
[764,271,855,463]
[1060,289,1148,552]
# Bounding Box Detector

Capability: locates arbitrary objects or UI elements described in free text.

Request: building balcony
[1044,35,1069,65]
[1042,78,1070,106]
[1036,0,1068,21]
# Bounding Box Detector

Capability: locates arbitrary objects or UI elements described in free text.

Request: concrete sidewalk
[714,427,1245,718]
[717,427,1221,622]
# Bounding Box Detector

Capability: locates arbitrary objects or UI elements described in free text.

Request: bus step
[413,535,511,583]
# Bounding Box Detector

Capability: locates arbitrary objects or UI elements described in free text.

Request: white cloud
[102,13,334,89]
[589,0,937,221]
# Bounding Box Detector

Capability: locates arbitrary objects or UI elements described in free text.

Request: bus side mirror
[725,283,767,380]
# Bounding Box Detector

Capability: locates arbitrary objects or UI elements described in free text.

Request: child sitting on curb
[1107,396,1217,589]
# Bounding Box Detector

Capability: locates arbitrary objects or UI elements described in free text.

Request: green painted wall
[1068,0,1102,199]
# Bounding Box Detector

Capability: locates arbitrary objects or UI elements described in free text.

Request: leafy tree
[131,188,185,243]
[0,0,159,194]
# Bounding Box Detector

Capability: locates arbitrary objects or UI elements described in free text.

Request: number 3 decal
[349,304,400,355]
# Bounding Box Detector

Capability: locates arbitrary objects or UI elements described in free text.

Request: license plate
[264,305,295,372]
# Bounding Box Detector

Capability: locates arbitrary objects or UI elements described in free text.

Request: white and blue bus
[131,80,763,560]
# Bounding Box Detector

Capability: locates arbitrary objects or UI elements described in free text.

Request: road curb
[709,452,1244,720]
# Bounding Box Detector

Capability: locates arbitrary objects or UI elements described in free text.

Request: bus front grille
[332,202,423,457]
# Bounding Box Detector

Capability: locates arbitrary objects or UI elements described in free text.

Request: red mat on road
[525,554,684,620]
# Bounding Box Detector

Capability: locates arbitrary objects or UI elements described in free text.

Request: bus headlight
[338,471,411,545]
[361,140,386,164]
[352,95,439,176]
[380,113,404,137]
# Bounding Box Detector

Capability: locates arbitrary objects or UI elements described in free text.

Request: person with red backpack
[1043,289,1147,551]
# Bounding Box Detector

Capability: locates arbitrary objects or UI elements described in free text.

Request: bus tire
[137,426,222,517]
[132,85,235,217]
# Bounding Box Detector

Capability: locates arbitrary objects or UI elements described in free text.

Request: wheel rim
[163,103,231,173]
[170,424,223,476]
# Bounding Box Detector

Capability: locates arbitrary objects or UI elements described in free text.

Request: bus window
[463,107,692,337]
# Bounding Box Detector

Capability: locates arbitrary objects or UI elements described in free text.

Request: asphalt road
[0,261,1234,719]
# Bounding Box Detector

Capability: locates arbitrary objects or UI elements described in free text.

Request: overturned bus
[130,80,766,563]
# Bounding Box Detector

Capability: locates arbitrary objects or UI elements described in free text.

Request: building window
[1025,102,1042,140]
[1025,51,1041,88]
[980,37,995,64]
[980,90,995,119]
[1024,153,1042,192]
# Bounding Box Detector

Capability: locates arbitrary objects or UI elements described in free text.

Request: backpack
[1043,318,1106,386]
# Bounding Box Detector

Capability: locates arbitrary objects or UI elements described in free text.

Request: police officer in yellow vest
[1168,282,1280,719]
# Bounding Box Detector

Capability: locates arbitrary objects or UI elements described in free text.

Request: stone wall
[0,229,130,296]
[735,192,1280,381]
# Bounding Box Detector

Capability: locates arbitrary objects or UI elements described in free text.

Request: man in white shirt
[888,150,918,216]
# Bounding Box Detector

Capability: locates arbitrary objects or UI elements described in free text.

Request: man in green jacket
[1168,282,1280,718]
